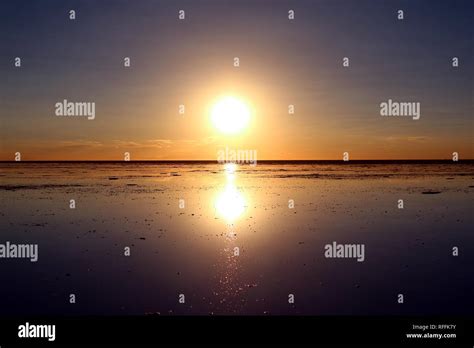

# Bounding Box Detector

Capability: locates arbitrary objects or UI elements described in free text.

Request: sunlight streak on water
[215,164,246,223]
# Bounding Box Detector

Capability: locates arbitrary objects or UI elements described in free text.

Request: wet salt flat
[0,162,473,315]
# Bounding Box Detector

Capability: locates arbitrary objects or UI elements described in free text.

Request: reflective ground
[0,162,472,315]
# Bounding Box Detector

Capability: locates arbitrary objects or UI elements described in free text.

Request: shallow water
[0,162,473,315]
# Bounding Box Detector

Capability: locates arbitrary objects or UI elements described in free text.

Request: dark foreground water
[0,161,473,315]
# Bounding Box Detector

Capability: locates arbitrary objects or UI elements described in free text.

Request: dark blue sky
[0,0,472,159]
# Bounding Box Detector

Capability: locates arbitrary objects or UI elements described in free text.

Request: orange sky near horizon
[1,1,472,161]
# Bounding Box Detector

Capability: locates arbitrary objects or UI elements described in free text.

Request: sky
[0,0,472,160]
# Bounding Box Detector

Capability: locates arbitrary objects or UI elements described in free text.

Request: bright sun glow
[211,96,250,134]
[215,183,246,223]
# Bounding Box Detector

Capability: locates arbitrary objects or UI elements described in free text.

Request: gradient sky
[0,0,472,160]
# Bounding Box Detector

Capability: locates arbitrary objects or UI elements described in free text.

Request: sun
[211,96,250,134]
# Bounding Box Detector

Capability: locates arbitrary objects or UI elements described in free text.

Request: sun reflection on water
[213,163,248,314]
[215,163,246,223]
[215,183,246,223]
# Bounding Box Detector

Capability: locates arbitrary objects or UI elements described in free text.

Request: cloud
[384,136,430,143]
[0,137,221,160]
[56,140,104,149]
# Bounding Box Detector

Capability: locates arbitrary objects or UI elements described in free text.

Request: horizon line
[1,159,473,163]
